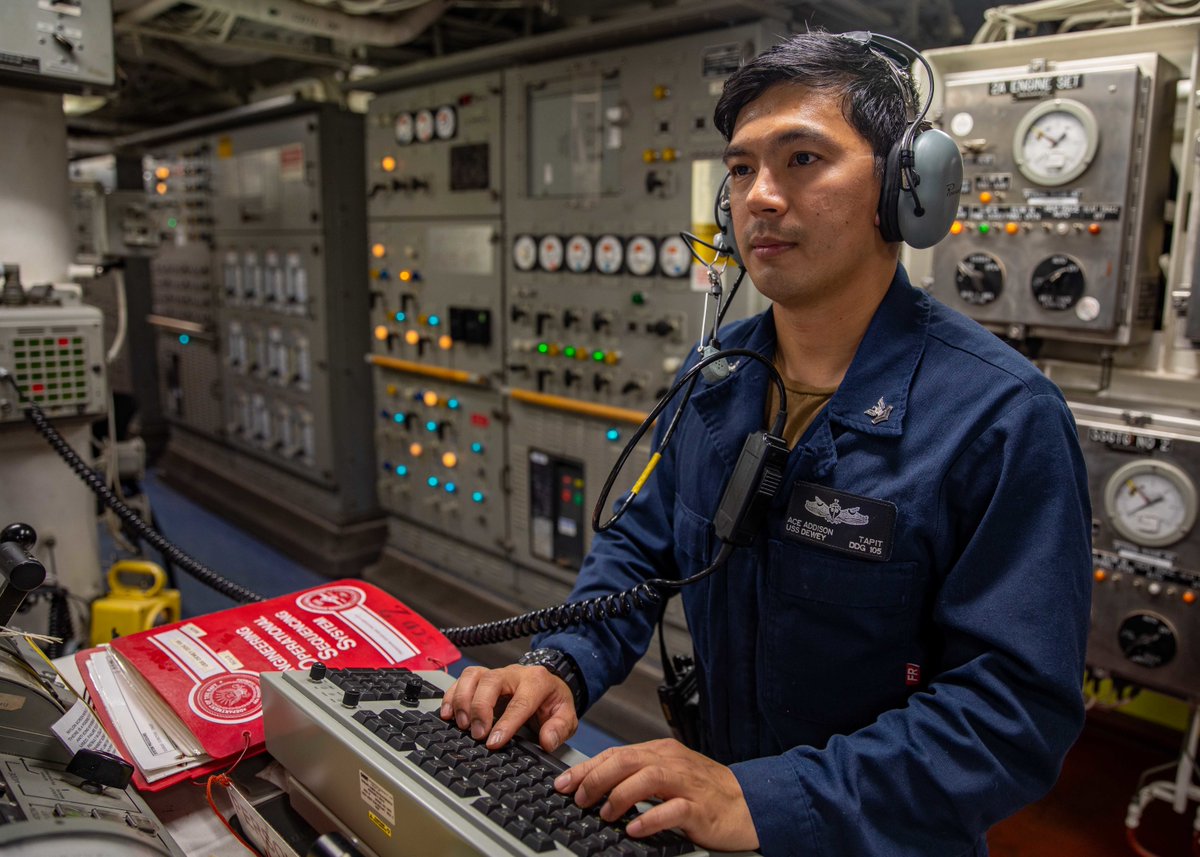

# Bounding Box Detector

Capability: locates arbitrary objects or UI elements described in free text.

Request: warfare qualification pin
[865,397,893,425]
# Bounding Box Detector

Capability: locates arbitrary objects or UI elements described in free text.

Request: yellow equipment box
[89,561,181,645]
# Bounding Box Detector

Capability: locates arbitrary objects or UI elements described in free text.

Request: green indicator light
[977,223,990,235]
[537,343,549,354]
[167,217,178,229]
[631,292,645,305]
[564,346,576,358]
[573,493,583,506]
[592,350,605,362]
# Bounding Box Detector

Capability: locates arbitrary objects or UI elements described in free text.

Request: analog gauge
[594,234,624,275]
[565,235,593,273]
[1104,459,1198,547]
[538,235,564,272]
[414,109,435,143]
[1117,613,1177,668]
[954,253,1003,306]
[434,105,457,140]
[626,235,657,277]
[1013,98,1099,186]
[658,235,691,278]
[512,234,537,272]
[393,112,415,145]
[1031,255,1085,311]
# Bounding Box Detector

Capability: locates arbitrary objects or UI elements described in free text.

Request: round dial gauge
[434,105,457,140]
[512,234,537,272]
[626,235,657,277]
[393,112,415,145]
[1013,98,1099,186]
[565,235,593,273]
[1104,459,1198,547]
[658,235,691,278]
[538,235,564,272]
[414,109,435,143]
[594,234,624,274]
[1031,255,1085,311]
[954,253,1003,306]
[1117,613,1177,668]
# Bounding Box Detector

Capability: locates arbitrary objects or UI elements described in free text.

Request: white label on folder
[51,699,120,757]
[359,770,396,826]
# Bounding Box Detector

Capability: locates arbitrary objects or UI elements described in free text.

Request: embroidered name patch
[783,481,897,561]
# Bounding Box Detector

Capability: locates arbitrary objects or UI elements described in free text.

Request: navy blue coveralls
[536,266,1093,856]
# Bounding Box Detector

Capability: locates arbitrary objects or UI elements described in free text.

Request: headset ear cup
[714,175,743,266]
[897,127,964,249]
[877,140,904,244]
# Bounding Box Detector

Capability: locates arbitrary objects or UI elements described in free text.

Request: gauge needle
[1136,495,1165,512]
[957,262,982,282]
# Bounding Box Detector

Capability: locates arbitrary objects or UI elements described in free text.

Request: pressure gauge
[512,234,537,272]
[538,235,564,272]
[1117,613,1177,668]
[1104,459,1198,547]
[658,235,691,278]
[565,235,593,273]
[626,235,657,277]
[594,234,624,274]
[1012,98,1099,186]
[414,109,435,143]
[434,105,457,140]
[954,253,1003,306]
[394,112,415,145]
[1031,255,1085,311]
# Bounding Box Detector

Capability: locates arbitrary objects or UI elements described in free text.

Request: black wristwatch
[518,648,587,714]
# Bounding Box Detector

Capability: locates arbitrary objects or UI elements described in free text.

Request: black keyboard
[262,667,717,857]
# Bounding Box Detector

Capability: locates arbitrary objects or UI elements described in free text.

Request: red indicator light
[470,413,490,428]
[58,338,70,346]
[32,384,45,393]
[561,489,572,502]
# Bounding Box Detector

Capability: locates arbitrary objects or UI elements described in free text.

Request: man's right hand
[438,664,579,753]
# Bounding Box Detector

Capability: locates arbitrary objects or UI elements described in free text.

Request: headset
[715,30,963,256]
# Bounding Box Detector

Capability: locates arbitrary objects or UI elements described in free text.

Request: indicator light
[427,476,439,488]
[438,335,453,350]
[423,390,439,407]
[372,243,386,258]
[606,428,620,442]
[977,223,990,235]
[381,156,396,172]
[374,325,390,341]
[386,384,398,396]
[155,182,168,195]
[167,217,178,229]
[471,442,484,454]
[1088,223,1101,235]
[405,330,421,345]
[428,315,440,327]
[950,221,963,236]
[979,191,993,204]
[470,413,490,428]
[663,148,677,162]
[399,270,412,282]
[155,166,170,180]
[393,413,405,424]
[445,482,457,494]
[409,442,423,457]
[653,85,669,100]
[1094,569,1107,582]
[471,491,485,503]
[395,465,408,477]
[442,452,458,468]
[631,292,645,305]
[643,149,658,163]
[564,346,577,358]
[1184,590,1196,605]
[447,398,460,410]
[604,352,619,365]
[538,343,549,354]
[178,334,190,345]
[425,420,438,432]
[592,350,605,362]
[1005,222,1019,235]
[395,312,407,322]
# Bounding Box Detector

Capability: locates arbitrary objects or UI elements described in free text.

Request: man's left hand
[553,738,760,852]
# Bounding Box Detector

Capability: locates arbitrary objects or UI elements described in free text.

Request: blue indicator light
[445,482,457,494]
[471,491,485,504]
[178,334,190,345]
[606,428,620,442]
[380,409,390,419]
[381,461,392,471]
[427,476,439,488]
[471,442,484,454]
[395,311,407,322]
[448,398,460,410]
[395,465,408,477]
[393,413,405,424]
[425,420,438,432]
[428,315,440,327]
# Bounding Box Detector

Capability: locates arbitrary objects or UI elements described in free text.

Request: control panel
[928,53,1177,344]
[1073,401,1200,700]
[0,305,106,421]
[0,0,114,90]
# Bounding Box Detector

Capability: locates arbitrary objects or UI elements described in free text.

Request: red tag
[905,663,921,686]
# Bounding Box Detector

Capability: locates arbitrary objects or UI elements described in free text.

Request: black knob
[1,523,36,549]
[309,662,327,681]
[402,675,424,705]
[342,688,361,707]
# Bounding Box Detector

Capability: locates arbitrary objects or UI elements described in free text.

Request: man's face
[722,82,888,309]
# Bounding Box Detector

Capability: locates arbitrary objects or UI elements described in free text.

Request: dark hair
[713,30,920,176]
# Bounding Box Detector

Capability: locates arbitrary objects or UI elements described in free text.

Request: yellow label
[217,137,233,159]
[368,810,392,837]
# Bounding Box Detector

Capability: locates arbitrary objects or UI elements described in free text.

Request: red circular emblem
[189,673,262,724]
[295,585,366,614]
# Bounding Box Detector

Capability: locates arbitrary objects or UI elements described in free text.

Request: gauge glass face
[538,235,564,272]
[394,112,415,145]
[434,105,457,140]
[594,234,624,274]
[1117,613,1177,668]
[1014,100,1098,186]
[658,235,690,277]
[414,109,435,143]
[512,235,537,272]
[1105,460,1199,547]
[954,252,1003,306]
[565,235,593,273]
[626,235,657,277]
